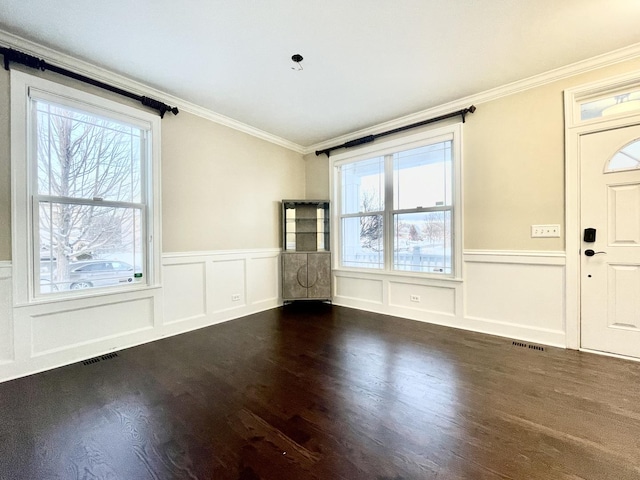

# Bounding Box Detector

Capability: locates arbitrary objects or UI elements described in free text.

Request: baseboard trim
[463,315,566,348]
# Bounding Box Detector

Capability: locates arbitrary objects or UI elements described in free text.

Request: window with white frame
[334,125,461,277]
[11,71,161,301]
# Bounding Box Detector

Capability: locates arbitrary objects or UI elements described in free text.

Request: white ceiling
[1,0,640,148]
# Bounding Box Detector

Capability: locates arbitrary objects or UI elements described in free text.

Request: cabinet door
[282,254,308,299]
[307,253,331,299]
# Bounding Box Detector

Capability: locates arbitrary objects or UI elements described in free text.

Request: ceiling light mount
[291,54,303,71]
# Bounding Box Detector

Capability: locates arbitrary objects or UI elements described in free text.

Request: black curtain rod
[1,46,179,118]
[315,105,476,157]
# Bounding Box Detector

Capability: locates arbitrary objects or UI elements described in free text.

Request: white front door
[581,124,640,358]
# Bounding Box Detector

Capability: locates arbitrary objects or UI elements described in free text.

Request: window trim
[11,70,162,305]
[330,123,463,280]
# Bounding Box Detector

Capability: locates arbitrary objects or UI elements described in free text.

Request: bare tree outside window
[421,211,448,245]
[36,102,144,292]
[359,189,383,251]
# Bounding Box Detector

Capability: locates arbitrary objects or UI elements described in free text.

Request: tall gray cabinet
[282,200,331,302]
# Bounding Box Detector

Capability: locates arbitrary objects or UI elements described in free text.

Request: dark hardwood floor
[1,304,640,480]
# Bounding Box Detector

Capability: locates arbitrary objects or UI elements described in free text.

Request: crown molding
[3,29,640,158]
[305,42,640,156]
[0,30,306,154]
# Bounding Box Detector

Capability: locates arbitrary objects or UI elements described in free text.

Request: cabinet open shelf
[282,200,330,253]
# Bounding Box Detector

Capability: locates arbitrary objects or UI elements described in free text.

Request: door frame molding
[564,71,640,349]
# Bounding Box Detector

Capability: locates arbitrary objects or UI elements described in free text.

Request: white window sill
[332,266,463,284]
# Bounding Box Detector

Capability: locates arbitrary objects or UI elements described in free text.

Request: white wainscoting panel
[388,281,456,316]
[162,250,280,325]
[163,261,207,324]
[0,263,13,363]
[30,296,155,356]
[247,254,280,306]
[334,273,384,304]
[465,262,564,331]
[463,251,566,346]
[211,258,247,312]
[334,269,462,327]
[1,249,283,383]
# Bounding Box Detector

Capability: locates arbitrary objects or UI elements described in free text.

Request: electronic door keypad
[583,228,596,243]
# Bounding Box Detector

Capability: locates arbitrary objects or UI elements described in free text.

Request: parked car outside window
[68,260,136,290]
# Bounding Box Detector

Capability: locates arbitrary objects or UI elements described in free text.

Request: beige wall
[0,67,305,261]
[161,112,304,252]
[304,151,330,199]
[307,58,640,252]
[463,81,566,251]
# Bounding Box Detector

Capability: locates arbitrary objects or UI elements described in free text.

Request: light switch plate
[531,224,561,238]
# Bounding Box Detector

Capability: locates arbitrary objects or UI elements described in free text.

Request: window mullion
[384,153,394,271]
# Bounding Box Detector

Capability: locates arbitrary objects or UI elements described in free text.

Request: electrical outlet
[531,224,561,238]
[231,294,241,301]
[410,295,420,302]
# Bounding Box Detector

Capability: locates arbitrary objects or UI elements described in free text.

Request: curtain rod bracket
[461,105,477,123]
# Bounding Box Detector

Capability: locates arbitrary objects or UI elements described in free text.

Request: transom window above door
[581,90,640,121]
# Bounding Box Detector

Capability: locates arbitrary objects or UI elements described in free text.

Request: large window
[335,126,461,277]
[11,71,161,302]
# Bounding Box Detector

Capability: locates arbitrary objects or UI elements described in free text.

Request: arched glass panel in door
[605,139,640,173]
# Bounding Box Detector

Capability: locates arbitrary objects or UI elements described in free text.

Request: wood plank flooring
[1,303,640,479]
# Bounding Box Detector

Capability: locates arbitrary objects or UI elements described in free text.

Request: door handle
[584,249,607,256]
